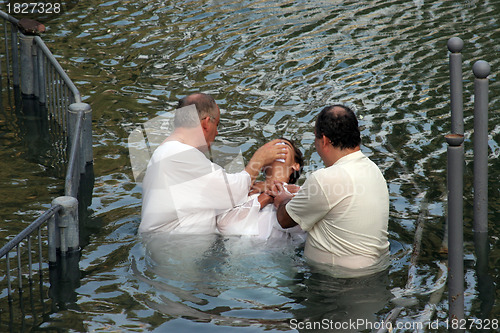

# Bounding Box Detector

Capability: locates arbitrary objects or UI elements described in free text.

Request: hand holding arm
[257,192,274,209]
[271,182,298,228]
[249,181,266,195]
[284,184,300,194]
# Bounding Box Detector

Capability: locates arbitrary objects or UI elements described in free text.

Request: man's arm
[276,198,298,228]
[257,192,274,209]
[272,182,298,228]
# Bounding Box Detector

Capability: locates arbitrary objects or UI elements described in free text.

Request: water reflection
[473,232,495,321]
[49,253,81,310]
[287,270,391,332]
[134,232,392,331]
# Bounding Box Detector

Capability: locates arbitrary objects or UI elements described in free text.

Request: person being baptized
[216,138,305,242]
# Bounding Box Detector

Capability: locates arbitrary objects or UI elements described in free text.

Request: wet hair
[174,93,218,128]
[281,138,304,184]
[314,105,361,149]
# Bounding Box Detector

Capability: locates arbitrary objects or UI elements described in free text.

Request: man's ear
[321,135,330,148]
[200,116,210,130]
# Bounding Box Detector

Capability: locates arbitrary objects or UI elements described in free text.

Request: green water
[1,0,499,331]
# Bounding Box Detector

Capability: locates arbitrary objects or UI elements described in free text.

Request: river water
[1,0,499,331]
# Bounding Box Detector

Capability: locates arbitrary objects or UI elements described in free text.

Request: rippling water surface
[1,0,499,331]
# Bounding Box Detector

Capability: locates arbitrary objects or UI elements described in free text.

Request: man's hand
[285,184,300,194]
[249,181,266,195]
[245,139,288,183]
[254,139,288,166]
[270,181,298,228]
[271,182,294,208]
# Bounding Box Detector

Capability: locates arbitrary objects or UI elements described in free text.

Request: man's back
[286,150,389,267]
[140,141,250,234]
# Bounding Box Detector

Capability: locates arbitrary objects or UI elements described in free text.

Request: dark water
[1,0,499,331]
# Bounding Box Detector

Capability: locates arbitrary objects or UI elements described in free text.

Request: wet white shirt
[217,192,306,242]
[140,141,251,234]
[285,150,390,269]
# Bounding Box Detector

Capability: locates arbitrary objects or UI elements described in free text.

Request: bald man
[140,93,288,234]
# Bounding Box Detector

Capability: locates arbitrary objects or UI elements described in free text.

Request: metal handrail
[0,9,88,248]
[0,9,93,199]
[0,205,61,259]
[0,9,90,319]
[0,8,18,25]
[0,204,61,306]
[34,35,81,103]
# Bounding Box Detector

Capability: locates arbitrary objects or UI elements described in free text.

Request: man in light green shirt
[273,105,390,274]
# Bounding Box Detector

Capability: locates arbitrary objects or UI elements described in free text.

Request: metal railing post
[3,21,10,83]
[48,212,56,264]
[11,24,20,86]
[37,44,46,104]
[69,103,93,167]
[446,133,465,331]
[19,33,34,96]
[448,37,464,135]
[50,197,79,259]
[32,39,39,98]
[472,60,490,234]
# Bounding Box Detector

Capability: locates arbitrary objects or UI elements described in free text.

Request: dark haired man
[273,105,390,274]
[140,92,288,234]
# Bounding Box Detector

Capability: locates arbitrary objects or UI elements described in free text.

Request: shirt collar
[333,150,364,165]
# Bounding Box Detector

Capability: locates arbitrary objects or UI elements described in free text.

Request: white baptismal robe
[217,193,306,242]
[140,141,251,234]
